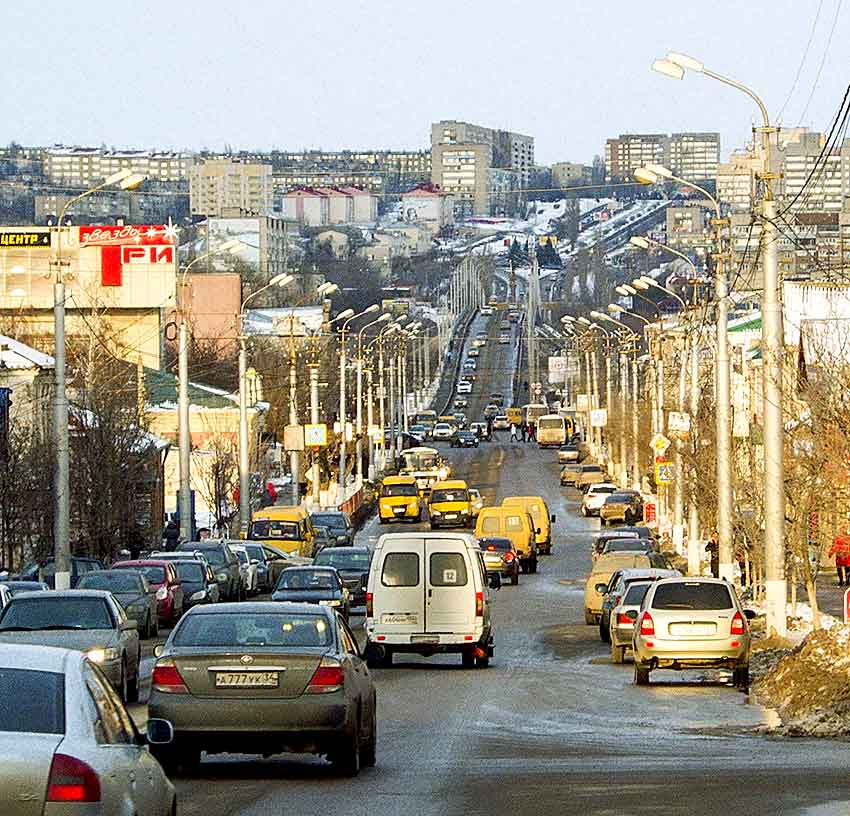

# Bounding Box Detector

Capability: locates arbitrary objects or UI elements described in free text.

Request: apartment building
[605,133,720,183]
[431,143,492,218]
[717,152,759,211]
[668,133,720,182]
[189,159,273,217]
[782,131,850,212]
[552,161,590,188]
[45,147,192,186]
[35,187,188,225]
[273,169,384,196]
[604,134,667,182]
[400,183,454,230]
[665,204,709,253]
[280,187,378,227]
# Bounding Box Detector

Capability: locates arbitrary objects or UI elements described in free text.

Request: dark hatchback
[313,547,372,606]
[176,541,242,601]
[310,512,354,547]
[169,559,220,609]
[451,430,479,448]
[14,556,105,588]
[272,567,351,622]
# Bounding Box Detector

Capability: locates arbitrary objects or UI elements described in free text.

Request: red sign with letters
[78,224,177,287]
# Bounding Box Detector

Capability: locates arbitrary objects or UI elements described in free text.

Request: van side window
[381,553,420,587]
[480,516,501,534]
[429,553,468,587]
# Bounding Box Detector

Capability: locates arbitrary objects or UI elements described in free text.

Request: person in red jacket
[829,531,850,586]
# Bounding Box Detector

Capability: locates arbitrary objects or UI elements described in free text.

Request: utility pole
[619,346,629,487]
[52,260,70,590]
[378,342,386,474]
[673,336,688,554]
[338,336,348,500]
[366,366,375,480]
[309,363,320,504]
[632,357,640,489]
[178,320,192,541]
[400,340,409,433]
[288,326,300,506]
[688,336,701,575]
[387,352,396,466]
[355,355,364,487]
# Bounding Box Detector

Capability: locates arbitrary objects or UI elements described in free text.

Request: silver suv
[632,578,754,691]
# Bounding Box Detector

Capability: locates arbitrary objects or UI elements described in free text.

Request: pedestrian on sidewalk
[520,422,527,443]
[704,530,719,578]
[528,423,536,443]
[510,423,519,442]
[829,530,850,586]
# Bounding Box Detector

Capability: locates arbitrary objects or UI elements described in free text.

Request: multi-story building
[604,134,667,182]
[665,204,709,253]
[272,169,384,197]
[431,120,534,217]
[552,162,590,188]
[189,159,273,217]
[201,214,290,279]
[280,187,378,227]
[716,152,759,211]
[781,131,850,212]
[45,147,192,186]
[400,183,454,231]
[668,133,720,182]
[34,187,189,225]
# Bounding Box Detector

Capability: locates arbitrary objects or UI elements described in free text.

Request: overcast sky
[6,0,846,164]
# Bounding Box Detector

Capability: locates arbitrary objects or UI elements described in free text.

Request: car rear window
[78,572,142,593]
[0,669,64,734]
[174,562,205,582]
[652,582,734,610]
[128,565,165,584]
[381,553,420,587]
[0,597,113,631]
[314,550,371,570]
[623,583,651,605]
[430,553,468,587]
[479,538,511,551]
[276,570,339,590]
[174,612,333,647]
[479,516,501,534]
[602,540,648,553]
[504,515,525,531]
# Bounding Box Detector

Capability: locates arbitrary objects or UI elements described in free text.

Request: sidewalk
[810,572,848,620]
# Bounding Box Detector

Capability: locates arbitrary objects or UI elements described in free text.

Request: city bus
[398,446,449,495]
[414,410,438,433]
[522,403,549,427]
[536,414,567,448]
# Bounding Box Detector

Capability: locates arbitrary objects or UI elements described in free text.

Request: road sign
[576,394,589,412]
[667,412,691,434]
[548,356,567,383]
[644,501,657,524]
[283,424,304,452]
[649,433,671,455]
[304,423,328,447]
[655,461,675,484]
[590,408,608,428]
[532,382,543,395]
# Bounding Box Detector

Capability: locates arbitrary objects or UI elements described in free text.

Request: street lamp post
[356,312,391,485]
[51,170,145,589]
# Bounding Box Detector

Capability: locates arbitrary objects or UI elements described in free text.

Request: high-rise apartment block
[604,132,720,183]
[45,147,192,186]
[189,159,273,217]
[552,161,590,188]
[430,120,534,217]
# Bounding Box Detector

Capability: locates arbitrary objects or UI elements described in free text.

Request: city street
[133,322,850,816]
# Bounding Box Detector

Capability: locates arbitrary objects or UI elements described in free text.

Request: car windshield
[431,489,468,503]
[244,545,265,562]
[0,669,64,734]
[583,465,602,473]
[276,570,339,590]
[652,582,734,610]
[592,486,617,495]
[251,520,300,541]
[174,562,206,582]
[125,565,165,584]
[0,597,113,630]
[607,493,634,502]
[173,612,333,648]
[78,572,142,593]
[479,539,511,551]
[602,540,648,553]
[314,550,371,570]
[312,514,348,532]
[623,582,652,605]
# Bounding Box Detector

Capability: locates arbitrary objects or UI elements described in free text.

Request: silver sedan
[0,643,175,815]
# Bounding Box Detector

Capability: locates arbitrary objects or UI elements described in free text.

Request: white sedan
[581,482,618,516]
[456,380,473,394]
[230,544,260,594]
[0,643,176,814]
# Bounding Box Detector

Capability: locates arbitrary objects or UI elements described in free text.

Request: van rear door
[425,538,476,632]
[372,539,425,635]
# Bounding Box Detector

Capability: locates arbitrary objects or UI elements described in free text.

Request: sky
[5,0,847,164]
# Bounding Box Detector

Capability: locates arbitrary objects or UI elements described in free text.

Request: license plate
[394,507,405,514]
[382,612,418,625]
[215,671,279,688]
[484,556,501,565]
[411,635,439,644]
[445,513,457,520]
[669,622,717,636]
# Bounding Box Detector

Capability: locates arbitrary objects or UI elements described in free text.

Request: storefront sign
[0,229,50,248]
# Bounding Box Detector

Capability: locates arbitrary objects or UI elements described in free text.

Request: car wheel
[119,660,129,703]
[153,615,159,638]
[634,663,651,686]
[360,706,377,768]
[126,659,140,704]
[529,558,538,574]
[584,609,596,626]
[366,644,392,669]
[733,664,750,693]
[331,719,361,777]
[476,654,490,668]
[611,641,625,664]
[461,649,476,669]
[142,612,152,640]
[599,619,610,643]
[511,571,519,586]
[151,745,180,776]
[378,516,386,524]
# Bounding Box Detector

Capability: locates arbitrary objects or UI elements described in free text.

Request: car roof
[113,559,171,567]
[316,546,371,554]
[281,565,337,572]
[432,479,467,489]
[186,601,334,616]
[383,475,417,484]
[592,553,651,570]
[80,569,143,577]
[617,568,679,580]
[0,643,80,672]
[13,589,113,599]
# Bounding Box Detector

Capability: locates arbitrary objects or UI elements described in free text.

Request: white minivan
[365,532,498,669]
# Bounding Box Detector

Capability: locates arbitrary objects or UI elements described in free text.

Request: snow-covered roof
[0,335,55,370]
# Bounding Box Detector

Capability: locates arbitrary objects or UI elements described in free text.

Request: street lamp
[237,271,295,532]
[50,169,146,590]
[357,312,391,481]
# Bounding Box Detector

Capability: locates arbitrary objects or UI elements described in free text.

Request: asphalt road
[138,315,850,816]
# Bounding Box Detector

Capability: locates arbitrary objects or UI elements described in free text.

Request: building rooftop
[0,335,55,370]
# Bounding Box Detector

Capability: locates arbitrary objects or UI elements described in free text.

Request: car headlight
[216,572,228,581]
[431,509,441,516]
[408,501,418,510]
[190,590,207,601]
[319,599,341,607]
[438,468,448,479]
[155,587,168,601]
[87,647,119,663]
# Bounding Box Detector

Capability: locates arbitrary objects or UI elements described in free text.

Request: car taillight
[307,657,344,693]
[730,611,745,635]
[46,753,101,802]
[475,591,484,617]
[639,612,655,636]
[504,551,515,563]
[366,592,373,617]
[617,612,634,626]
[486,545,496,551]
[151,661,188,694]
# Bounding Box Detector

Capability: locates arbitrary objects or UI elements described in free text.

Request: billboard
[547,355,568,383]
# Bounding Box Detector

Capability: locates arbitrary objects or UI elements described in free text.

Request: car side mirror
[550,514,556,523]
[250,559,259,566]
[625,610,638,621]
[153,644,164,658]
[595,583,608,593]
[535,528,541,535]
[146,718,174,745]
[743,608,757,620]
[488,572,501,590]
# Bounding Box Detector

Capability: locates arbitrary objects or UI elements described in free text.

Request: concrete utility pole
[355,355,363,485]
[366,366,375,480]
[179,320,192,541]
[632,358,640,489]
[309,363,320,504]
[387,352,396,464]
[673,336,688,554]
[688,336,702,575]
[619,346,629,487]
[288,333,300,506]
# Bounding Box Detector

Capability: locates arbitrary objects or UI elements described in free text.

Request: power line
[777,0,825,123]
[799,0,844,123]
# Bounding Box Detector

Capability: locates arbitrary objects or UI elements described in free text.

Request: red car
[112,559,185,626]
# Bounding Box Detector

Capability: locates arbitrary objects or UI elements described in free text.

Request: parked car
[632,578,755,690]
[558,444,584,464]
[584,552,664,626]
[600,492,645,525]
[451,430,479,448]
[560,463,583,486]
[272,566,351,622]
[0,579,50,597]
[229,544,260,594]
[477,536,520,585]
[492,414,510,430]
[597,567,681,645]
[581,483,618,516]
[112,559,185,626]
[365,531,499,668]
[310,511,354,547]
[176,540,243,601]
[149,603,376,775]
[76,569,159,638]
[597,538,659,560]
[243,542,274,591]
[313,547,373,606]
[577,463,606,491]
[0,643,176,814]
[15,555,105,588]
[0,590,141,703]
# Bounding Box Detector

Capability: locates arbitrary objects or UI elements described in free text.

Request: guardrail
[436,309,478,416]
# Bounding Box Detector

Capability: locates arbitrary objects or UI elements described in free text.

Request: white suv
[456,380,472,394]
[581,483,618,517]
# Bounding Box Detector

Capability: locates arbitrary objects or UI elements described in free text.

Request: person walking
[510,423,519,442]
[520,422,527,443]
[163,519,180,551]
[704,531,719,578]
[829,530,850,586]
[528,423,536,443]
